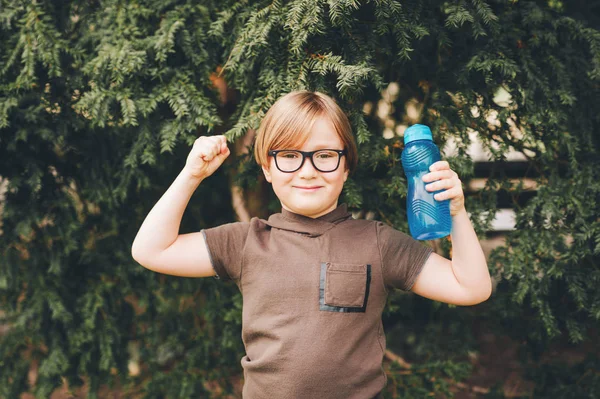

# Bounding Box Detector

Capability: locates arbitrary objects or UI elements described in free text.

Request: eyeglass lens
[276,150,341,172]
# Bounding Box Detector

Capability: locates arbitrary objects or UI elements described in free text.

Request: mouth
[294,186,323,191]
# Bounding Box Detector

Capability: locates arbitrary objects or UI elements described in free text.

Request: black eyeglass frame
[268,149,347,173]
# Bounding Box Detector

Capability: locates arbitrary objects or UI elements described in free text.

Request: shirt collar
[266,203,352,237]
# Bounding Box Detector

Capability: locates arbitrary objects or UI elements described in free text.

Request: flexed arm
[410,161,492,305]
[131,135,230,277]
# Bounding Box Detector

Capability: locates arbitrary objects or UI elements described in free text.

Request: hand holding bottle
[422,161,465,217]
[184,135,230,179]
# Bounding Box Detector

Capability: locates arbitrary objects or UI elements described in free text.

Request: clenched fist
[184,135,230,179]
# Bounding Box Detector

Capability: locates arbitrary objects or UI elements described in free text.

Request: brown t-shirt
[201,204,432,399]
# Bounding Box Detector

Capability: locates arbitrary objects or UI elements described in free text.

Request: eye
[279,151,300,159]
[315,150,336,159]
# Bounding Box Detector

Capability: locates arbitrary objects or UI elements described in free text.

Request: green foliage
[527,355,600,398]
[385,359,471,398]
[1,0,599,397]
[484,354,600,398]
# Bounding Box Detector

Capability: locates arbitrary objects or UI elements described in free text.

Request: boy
[131,91,492,398]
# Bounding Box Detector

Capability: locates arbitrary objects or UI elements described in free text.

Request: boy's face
[262,117,349,219]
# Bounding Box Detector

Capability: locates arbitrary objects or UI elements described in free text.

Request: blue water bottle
[401,124,452,240]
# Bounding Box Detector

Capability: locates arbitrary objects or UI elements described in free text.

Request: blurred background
[1,0,599,398]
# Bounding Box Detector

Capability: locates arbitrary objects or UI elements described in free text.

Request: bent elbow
[131,242,140,262]
[483,275,493,300]
[131,243,149,267]
[469,278,493,305]
[480,285,492,304]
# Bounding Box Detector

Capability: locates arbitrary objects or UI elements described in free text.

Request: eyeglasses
[268,149,347,173]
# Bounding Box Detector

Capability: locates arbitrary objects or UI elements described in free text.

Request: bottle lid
[404,124,433,144]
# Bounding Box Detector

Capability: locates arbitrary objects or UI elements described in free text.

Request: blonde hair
[254,91,358,173]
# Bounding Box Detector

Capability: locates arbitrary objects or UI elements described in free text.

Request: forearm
[450,208,492,299]
[131,168,203,259]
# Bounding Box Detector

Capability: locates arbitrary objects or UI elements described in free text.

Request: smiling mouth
[295,186,322,190]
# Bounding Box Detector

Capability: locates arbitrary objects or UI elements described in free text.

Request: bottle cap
[404,124,433,144]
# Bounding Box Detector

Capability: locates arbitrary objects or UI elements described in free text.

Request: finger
[199,146,214,159]
[194,137,213,152]
[200,146,218,161]
[200,152,214,162]
[429,161,449,172]
[205,136,220,147]
[209,141,222,156]
[210,135,225,145]
[434,187,463,201]
[217,146,231,159]
[220,140,229,154]
[216,143,229,156]
[210,138,227,154]
[425,178,456,192]
[422,169,455,182]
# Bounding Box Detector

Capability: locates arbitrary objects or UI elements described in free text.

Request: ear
[343,167,349,183]
[262,165,272,183]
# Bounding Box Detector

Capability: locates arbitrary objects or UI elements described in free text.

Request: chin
[290,200,321,213]
[289,197,333,215]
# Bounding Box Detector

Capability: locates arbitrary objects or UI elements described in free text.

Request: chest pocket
[319,262,371,313]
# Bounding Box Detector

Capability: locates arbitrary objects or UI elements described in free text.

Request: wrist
[452,206,468,219]
[180,167,205,185]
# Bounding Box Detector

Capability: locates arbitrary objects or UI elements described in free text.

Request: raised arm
[131,135,230,277]
[410,161,492,306]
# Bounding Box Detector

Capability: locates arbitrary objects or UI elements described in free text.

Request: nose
[297,155,318,179]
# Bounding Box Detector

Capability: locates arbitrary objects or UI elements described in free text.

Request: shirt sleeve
[376,221,434,291]
[201,221,250,282]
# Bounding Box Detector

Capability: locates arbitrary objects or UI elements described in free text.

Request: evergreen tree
[1,0,598,397]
